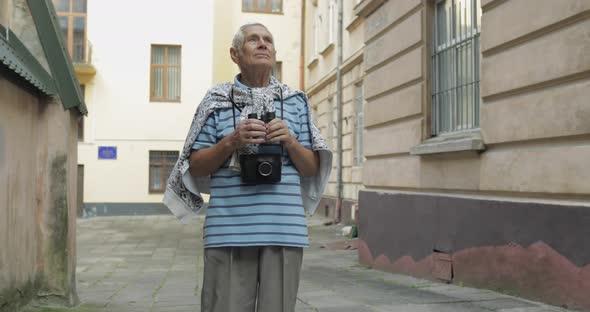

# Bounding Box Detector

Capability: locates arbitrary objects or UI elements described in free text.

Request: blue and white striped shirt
[192,80,313,248]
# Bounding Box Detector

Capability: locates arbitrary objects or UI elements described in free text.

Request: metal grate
[432,0,481,135]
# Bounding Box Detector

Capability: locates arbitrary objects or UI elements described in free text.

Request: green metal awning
[0,24,56,96]
[27,0,88,115]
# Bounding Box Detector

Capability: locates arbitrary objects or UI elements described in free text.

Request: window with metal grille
[53,0,87,63]
[242,0,283,14]
[150,45,181,102]
[431,0,481,135]
[149,151,178,193]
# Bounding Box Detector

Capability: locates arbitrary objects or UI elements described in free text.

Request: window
[328,0,336,45]
[431,0,481,135]
[53,0,87,63]
[149,151,178,193]
[242,0,282,14]
[353,83,364,166]
[150,45,181,102]
[313,11,321,56]
[78,84,85,141]
[271,61,282,81]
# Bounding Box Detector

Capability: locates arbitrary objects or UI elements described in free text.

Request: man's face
[232,25,276,71]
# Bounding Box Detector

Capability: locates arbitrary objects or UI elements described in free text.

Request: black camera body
[240,112,282,184]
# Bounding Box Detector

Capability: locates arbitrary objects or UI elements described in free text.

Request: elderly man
[163,23,331,312]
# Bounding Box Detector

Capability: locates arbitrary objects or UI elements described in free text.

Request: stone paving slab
[22,215,577,312]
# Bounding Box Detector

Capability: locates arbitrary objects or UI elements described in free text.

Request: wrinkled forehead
[243,24,274,40]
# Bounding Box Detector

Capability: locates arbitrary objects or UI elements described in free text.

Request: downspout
[300,0,306,90]
[335,0,343,223]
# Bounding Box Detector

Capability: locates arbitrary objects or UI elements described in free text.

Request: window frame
[53,0,88,63]
[328,0,336,45]
[431,0,481,136]
[148,151,179,194]
[150,44,182,103]
[313,11,321,56]
[242,0,283,14]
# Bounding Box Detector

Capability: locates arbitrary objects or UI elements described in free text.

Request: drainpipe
[335,0,343,223]
[300,0,306,90]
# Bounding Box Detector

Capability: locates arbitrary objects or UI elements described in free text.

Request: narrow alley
[25,216,573,312]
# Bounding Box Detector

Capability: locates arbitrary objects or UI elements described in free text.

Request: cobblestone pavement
[24,215,575,312]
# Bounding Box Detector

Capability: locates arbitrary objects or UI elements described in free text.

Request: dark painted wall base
[317,196,358,224]
[82,202,172,217]
[358,191,590,311]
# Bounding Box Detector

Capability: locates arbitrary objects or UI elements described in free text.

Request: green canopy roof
[0,0,87,115]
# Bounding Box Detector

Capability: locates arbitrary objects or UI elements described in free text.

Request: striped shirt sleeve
[192,112,217,150]
[296,97,312,149]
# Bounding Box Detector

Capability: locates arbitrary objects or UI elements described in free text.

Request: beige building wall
[78,0,214,209]
[212,0,303,88]
[361,0,426,191]
[304,0,365,221]
[0,80,79,311]
[478,0,590,197]
[356,0,590,308]
[0,79,45,310]
[1,0,80,307]
[359,0,590,201]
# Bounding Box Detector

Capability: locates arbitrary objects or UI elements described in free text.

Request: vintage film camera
[239,112,282,184]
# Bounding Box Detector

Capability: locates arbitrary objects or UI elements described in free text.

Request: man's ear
[230,47,239,65]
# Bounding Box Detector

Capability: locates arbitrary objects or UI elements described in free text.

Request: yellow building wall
[212,0,303,89]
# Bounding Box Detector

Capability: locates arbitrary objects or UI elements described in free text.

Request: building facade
[0,0,86,310]
[350,0,590,310]
[303,0,365,224]
[212,0,303,88]
[72,0,214,215]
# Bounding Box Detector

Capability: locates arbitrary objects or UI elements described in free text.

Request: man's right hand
[228,118,267,149]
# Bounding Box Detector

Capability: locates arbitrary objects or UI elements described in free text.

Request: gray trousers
[201,246,303,312]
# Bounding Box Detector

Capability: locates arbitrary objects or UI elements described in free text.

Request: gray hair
[231,22,270,54]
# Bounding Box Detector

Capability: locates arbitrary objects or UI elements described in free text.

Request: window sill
[241,10,283,15]
[150,98,181,103]
[320,43,335,57]
[307,57,319,70]
[410,129,486,156]
[346,15,363,32]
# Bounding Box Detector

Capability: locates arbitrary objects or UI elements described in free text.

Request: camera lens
[258,161,273,176]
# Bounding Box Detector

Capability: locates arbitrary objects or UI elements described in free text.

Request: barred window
[149,151,178,193]
[431,0,481,135]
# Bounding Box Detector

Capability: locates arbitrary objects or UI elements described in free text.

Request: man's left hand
[266,118,295,148]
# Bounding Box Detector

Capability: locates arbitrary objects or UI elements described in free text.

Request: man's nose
[256,39,268,49]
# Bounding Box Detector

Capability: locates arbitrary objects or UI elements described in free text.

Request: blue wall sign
[98,146,117,160]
